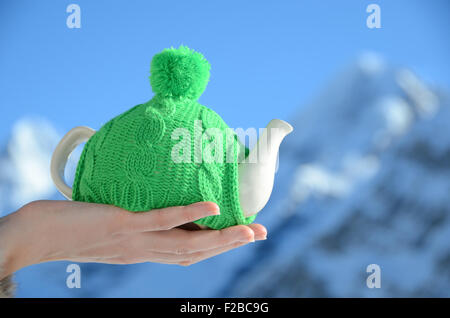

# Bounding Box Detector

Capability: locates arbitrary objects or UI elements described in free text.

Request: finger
[180,225,267,265]
[88,224,267,266]
[123,201,220,232]
[141,224,255,254]
[74,224,266,263]
[78,239,253,266]
[136,241,252,266]
[181,240,252,266]
[247,224,267,240]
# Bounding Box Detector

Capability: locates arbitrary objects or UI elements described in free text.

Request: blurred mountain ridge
[218,53,450,297]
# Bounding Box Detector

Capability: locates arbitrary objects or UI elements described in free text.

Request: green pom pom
[150,46,211,100]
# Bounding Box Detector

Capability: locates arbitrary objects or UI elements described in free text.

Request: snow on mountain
[0,118,60,215]
[218,53,450,297]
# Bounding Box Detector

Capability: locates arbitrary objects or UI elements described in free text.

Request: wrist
[0,213,21,279]
[0,202,51,279]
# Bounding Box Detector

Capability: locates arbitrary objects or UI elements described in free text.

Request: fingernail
[255,232,267,240]
[240,234,255,243]
[210,204,220,215]
[257,229,267,239]
[251,227,267,241]
[197,202,220,215]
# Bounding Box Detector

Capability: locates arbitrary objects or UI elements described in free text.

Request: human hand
[0,200,267,279]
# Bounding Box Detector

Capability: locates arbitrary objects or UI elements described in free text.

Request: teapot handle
[50,126,96,200]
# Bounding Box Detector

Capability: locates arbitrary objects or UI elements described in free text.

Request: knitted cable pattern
[72,46,256,229]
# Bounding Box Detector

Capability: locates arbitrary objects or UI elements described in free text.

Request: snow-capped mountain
[218,53,450,297]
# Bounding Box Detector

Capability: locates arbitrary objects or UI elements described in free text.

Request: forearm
[0,205,44,298]
[0,203,49,281]
[0,215,17,297]
[0,251,15,298]
[0,211,21,281]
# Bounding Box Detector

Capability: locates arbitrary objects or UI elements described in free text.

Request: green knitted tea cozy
[72,46,256,229]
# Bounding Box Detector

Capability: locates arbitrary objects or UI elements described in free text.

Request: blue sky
[0,0,449,142]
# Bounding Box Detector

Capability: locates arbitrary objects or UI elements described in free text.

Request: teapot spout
[238,119,293,218]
